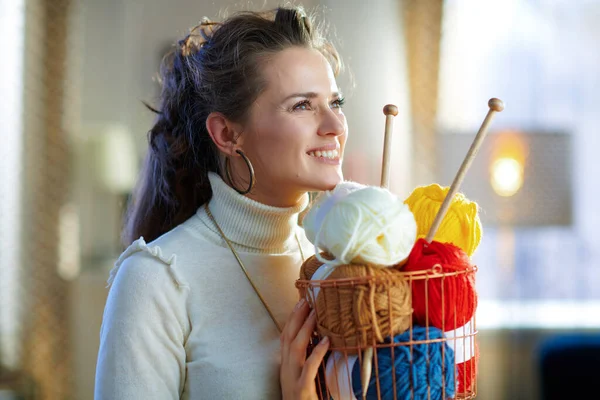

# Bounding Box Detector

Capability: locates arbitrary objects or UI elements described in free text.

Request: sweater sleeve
[95,239,190,400]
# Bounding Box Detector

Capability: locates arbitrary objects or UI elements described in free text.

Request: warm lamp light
[490,157,523,197]
[440,131,571,226]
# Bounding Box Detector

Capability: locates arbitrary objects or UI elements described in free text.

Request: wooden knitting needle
[425,98,505,242]
[380,104,399,188]
[359,104,400,400]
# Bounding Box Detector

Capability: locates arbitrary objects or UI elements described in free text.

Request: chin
[309,171,344,192]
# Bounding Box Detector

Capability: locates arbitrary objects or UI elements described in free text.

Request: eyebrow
[282,91,342,102]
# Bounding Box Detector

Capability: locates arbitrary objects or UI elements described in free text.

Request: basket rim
[296,264,478,287]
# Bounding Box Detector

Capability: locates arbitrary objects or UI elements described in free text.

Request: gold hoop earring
[225,149,256,195]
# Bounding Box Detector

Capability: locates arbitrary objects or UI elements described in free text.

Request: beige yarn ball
[313,263,412,351]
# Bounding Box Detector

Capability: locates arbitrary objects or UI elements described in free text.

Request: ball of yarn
[299,252,333,281]
[299,253,335,305]
[402,239,477,331]
[351,326,456,400]
[304,181,366,246]
[315,264,412,350]
[456,342,479,394]
[404,184,482,256]
[304,183,417,267]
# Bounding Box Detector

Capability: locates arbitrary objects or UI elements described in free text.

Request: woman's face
[239,46,347,206]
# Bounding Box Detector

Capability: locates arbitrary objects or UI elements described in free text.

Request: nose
[317,107,346,137]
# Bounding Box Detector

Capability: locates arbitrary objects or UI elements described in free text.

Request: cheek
[337,112,348,133]
[251,118,311,163]
[340,119,349,148]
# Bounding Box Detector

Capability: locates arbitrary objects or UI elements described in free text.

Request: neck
[223,158,306,207]
[244,184,306,208]
[220,171,307,208]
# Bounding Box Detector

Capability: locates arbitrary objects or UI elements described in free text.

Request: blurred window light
[93,124,138,193]
[477,300,600,329]
[58,203,81,281]
[490,157,524,197]
[0,0,25,369]
[439,0,600,328]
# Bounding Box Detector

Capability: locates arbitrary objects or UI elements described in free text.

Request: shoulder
[107,233,189,292]
[100,235,194,335]
[107,214,219,291]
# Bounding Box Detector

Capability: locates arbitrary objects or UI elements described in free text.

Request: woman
[95,6,347,400]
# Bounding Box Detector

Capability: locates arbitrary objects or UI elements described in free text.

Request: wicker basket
[296,262,478,400]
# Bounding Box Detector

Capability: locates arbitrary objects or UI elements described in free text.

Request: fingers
[279,299,328,400]
[290,309,317,358]
[281,298,310,353]
[300,336,330,385]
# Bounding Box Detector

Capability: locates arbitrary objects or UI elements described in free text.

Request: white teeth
[308,149,340,159]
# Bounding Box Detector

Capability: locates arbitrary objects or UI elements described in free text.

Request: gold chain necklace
[204,203,306,333]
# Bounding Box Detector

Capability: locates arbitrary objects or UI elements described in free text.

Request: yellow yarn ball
[404,184,482,256]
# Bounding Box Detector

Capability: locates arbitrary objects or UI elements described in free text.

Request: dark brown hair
[122,6,342,245]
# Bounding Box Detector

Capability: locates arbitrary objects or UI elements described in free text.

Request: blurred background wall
[1,0,599,399]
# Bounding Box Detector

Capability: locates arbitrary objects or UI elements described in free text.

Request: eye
[331,97,346,109]
[293,100,312,111]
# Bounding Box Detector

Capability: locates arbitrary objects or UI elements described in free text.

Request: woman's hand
[280,298,330,400]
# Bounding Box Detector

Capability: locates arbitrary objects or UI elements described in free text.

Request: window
[0,0,25,368]
[438,0,600,328]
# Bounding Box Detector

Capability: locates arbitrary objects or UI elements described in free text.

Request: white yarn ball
[304,183,417,267]
[304,181,366,245]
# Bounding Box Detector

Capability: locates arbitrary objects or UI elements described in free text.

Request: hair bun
[274,7,310,35]
[180,17,219,57]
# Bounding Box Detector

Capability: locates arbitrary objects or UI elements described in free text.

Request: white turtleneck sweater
[94,172,315,400]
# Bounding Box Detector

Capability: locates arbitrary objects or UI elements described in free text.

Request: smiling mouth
[307,149,340,160]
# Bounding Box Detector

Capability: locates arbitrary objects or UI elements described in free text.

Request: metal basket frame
[296,265,479,400]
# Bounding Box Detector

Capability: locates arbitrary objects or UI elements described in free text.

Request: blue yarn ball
[352,326,456,400]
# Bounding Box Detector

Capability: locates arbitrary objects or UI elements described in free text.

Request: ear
[206,112,244,156]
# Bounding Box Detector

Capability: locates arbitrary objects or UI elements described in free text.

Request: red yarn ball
[403,239,477,331]
[457,343,479,394]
